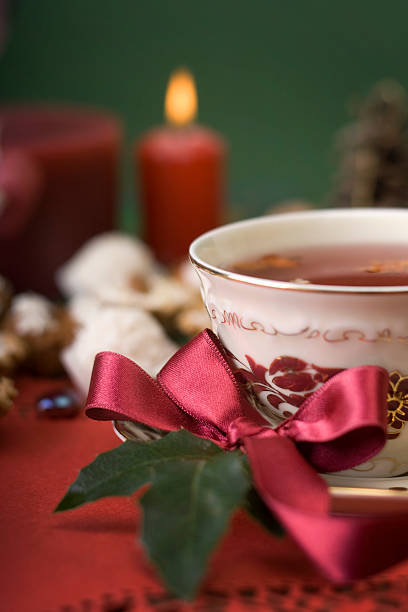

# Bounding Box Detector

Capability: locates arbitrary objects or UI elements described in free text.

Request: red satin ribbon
[86,329,408,583]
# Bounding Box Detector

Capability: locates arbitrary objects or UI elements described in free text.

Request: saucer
[324,472,408,515]
[113,419,163,442]
[114,420,408,517]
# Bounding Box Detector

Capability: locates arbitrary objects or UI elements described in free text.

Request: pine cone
[331,80,408,207]
[0,331,27,376]
[0,376,17,417]
[5,293,76,376]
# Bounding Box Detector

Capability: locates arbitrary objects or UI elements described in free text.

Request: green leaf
[243,487,284,537]
[55,430,221,512]
[55,429,281,600]
[141,449,251,600]
[236,453,284,536]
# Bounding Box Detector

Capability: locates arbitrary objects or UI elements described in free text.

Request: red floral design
[231,353,342,420]
[230,352,408,440]
[387,371,408,439]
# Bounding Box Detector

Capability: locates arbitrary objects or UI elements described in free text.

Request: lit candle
[136,68,226,264]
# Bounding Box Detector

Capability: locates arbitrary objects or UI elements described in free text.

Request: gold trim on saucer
[330,485,408,515]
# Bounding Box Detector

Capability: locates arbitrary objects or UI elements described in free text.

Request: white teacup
[190,208,408,478]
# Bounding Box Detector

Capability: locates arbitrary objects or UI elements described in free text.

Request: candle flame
[165,68,197,126]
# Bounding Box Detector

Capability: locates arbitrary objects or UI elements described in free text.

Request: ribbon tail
[244,435,408,582]
[276,503,408,582]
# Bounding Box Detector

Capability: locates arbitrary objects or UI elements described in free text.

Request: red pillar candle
[136,69,226,264]
[0,106,121,296]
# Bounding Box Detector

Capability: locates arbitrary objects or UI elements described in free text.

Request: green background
[1,0,408,231]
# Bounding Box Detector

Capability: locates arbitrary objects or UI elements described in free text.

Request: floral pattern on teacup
[229,352,342,421]
[387,371,408,439]
[229,352,408,441]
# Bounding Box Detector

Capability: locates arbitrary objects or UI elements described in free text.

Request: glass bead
[36,388,81,418]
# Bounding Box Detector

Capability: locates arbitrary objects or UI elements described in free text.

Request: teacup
[190,208,408,478]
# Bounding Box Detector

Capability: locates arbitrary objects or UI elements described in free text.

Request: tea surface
[230,243,408,286]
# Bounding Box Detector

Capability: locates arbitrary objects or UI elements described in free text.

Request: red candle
[0,106,121,296]
[136,69,226,264]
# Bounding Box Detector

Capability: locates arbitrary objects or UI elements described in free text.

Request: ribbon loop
[86,351,193,432]
[276,365,389,472]
[157,330,259,438]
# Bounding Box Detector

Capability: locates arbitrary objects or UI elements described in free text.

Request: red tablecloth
[2,377,408,612]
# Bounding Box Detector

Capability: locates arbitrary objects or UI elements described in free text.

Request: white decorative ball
[56,232,155,298]
[62,305,178,396]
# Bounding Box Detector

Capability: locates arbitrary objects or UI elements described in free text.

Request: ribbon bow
[86,329,408,582]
